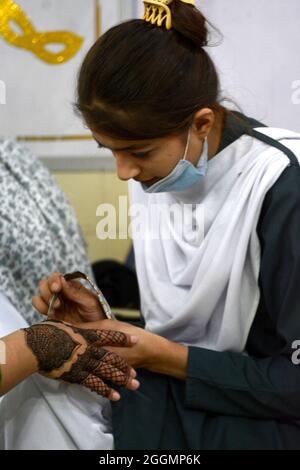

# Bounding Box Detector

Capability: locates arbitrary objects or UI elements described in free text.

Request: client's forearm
[0,330,38,396]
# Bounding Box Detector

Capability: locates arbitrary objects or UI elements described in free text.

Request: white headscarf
[130,127,300,352]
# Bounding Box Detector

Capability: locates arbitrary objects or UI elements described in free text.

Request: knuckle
[32,296,42,308]
[38,278,45,288]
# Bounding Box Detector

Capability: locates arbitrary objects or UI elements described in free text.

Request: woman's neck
[207,107,226,160]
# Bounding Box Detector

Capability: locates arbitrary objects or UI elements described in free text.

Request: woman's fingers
[38,278,52,304]
[94,329,138,348]
[90,344,137,379]
[91,348,129,383]
[33,273,65,316]
[93,351,140,391]
[61,277,94,304]
[48,272,64,294]
[126,376,140,391]
[83,372,138,400]
[32,295,49,315]
[38,272,62,306]
[82,374,121,401]
[95,361,140,391]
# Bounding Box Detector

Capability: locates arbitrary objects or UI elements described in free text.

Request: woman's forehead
[92,131,182,151]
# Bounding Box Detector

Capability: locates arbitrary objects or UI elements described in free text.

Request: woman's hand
[80,319,163,370]
[32,272,105,324]
[22,320,140,401]
[81,319,189,381]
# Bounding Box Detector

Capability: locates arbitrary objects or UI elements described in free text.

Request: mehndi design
[23,320,131,398]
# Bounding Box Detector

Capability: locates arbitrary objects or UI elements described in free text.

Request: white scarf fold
[129,128,300,352]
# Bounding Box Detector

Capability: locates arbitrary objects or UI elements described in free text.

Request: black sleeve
[184,163,300,420]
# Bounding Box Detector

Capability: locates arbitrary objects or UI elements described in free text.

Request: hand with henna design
[0,321,140,400]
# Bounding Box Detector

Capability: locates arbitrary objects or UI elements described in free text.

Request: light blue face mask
[142,130,209,193]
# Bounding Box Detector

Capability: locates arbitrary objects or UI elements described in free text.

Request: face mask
[142,130,208,193]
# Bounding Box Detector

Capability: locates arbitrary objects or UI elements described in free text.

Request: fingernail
[131,369,137,378]
[52,283,59,291]
[131,380,140,390]
[131,335,138,344]
[111,392,120,401]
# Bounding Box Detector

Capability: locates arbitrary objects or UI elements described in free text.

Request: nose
[114,153,141,181]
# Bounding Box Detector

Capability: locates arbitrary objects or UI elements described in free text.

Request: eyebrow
[95,139,152,152]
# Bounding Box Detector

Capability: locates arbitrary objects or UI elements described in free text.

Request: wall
[54,171,131,264]
[135,0,300,131]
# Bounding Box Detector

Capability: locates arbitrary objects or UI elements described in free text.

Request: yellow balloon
[0,0,84,64]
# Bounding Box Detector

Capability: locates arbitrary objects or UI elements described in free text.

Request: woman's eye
[97,143,104,149]
[133,151,149,158]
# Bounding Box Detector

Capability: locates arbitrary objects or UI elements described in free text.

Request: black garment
[111,111,300,450]
[92,260,140,309]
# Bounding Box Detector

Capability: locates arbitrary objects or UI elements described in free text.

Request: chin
[140,177,160,186]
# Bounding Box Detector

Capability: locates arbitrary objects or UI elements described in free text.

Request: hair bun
[170,0,209,49]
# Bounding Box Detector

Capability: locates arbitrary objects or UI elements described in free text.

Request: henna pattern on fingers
[23,321,132,398]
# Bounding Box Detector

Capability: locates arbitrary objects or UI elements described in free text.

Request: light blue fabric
[142,134,208,193]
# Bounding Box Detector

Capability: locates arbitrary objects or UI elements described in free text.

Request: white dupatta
[130,128,300,352]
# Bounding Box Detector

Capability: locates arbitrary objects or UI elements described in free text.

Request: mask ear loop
[183,129,192,161]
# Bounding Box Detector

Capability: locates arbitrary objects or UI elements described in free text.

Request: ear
[192,108,215,140]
